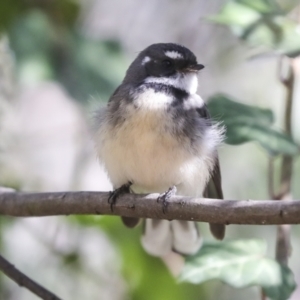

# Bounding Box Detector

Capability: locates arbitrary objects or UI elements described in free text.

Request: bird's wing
[197,103,226,240]
[205,157,223,199]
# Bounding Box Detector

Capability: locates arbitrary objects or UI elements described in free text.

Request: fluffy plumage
[93,43,225,256]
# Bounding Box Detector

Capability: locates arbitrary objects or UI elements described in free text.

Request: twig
[0,253,62,300]
[275,224,291,265]
[268,157,275,200]
[275,56,295,266]
[260,289,267,300]
[0,191,300,224]
[278,56,294,198]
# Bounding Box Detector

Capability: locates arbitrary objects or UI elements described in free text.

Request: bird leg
[157,185,177,214]
[108,181,132,212]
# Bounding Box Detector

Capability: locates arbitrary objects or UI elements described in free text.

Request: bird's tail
[141,219,202,256]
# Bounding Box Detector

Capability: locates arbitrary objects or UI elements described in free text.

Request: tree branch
[0,191,300,224]
[0,253,62,300]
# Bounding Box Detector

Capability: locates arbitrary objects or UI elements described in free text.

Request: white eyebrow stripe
[165,51,183,59]
[141,56,151,65]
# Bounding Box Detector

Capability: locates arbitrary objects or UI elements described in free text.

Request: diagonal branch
[0,253,62,300]
[0,191,300,224]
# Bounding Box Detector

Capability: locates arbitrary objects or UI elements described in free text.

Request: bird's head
[123,43,204,94]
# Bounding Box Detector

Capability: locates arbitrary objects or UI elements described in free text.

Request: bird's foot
[157,185,177,214]
[108,181,132,212]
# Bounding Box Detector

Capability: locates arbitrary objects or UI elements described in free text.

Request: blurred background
[0,0,300,299]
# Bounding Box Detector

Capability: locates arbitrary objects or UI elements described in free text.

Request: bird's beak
[183,64,205,73]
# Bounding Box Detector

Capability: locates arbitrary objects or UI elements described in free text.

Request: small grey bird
[93,43,225,257]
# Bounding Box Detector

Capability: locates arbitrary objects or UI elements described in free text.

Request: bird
[93,43,225,257]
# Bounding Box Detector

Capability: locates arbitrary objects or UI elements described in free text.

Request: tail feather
[209,223,225,240]
[141,219,172,256]
[141,219,202,256]
[121,216,140,228]
[171,220,202,255]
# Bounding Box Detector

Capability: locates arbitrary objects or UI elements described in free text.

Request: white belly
[94,90,214,196]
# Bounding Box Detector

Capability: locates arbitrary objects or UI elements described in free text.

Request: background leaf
[179,240,296,300]
[208,94,299,155]
[207,94,274,125]
[8,10,129,102]
[0,0,79,32]
[209,0,300,57]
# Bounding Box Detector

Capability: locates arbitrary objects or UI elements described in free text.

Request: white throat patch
[145,73,198,94]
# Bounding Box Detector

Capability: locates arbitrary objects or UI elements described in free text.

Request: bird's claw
[157,185,177,214]
[108,181,132,212]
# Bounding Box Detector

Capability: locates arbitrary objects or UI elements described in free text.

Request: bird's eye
[162,59,173,67]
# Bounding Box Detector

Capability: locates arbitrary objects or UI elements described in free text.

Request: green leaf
[208,2,261,30]
[179,240,296,300]
[209,0,300,57]
[208,94,274,126]
[225,122,299,155]
[208,94,299,156]
[235,0,284,14]
[264,265,297,300]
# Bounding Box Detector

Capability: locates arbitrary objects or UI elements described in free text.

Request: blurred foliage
[180,240,296,300]
[209,0,300,57]
[2,4,129,103]
[0,2,208,300]
[0,0,299,300]
[189,1,300,299]
[0,0,79,31]
[74,215,207,300]
[208,94,299,156]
